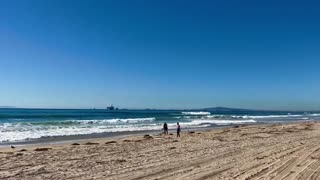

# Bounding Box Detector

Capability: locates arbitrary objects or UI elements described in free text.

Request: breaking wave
[243,115,303,119]
[182,112,211,115]
[71,118,156,124]
[182,119,256,126]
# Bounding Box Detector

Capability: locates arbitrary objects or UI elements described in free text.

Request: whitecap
[182,112,211,115]
[181,119,256,126]
[71,117,156,124]
[243,115,303,119]
[309,113,320,117]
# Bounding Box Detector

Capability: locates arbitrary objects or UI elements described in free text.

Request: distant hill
[201,107,257,112]
[0,106,16,108]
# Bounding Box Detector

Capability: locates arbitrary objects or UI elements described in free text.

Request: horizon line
[1,106,319,112]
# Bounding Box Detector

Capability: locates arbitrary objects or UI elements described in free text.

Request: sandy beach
[1,122,320,179]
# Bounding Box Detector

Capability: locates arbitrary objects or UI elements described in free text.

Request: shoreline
[1,119,310,148]
[0,123,238,148]
[0,121,309,151]
[0,120,307,149]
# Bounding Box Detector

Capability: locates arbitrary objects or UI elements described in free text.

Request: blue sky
[0,0,319,110]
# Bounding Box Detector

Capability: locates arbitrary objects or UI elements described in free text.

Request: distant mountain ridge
[200,107,258,112]
[0,106,16,108]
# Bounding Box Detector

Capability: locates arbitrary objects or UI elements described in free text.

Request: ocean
[1,108,319,144]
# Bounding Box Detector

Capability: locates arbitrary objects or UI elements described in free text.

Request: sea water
[0,108,319,143]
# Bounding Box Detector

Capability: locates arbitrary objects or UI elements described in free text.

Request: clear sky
[0,0,319,110]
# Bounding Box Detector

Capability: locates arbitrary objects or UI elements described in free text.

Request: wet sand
[1,121,320,179]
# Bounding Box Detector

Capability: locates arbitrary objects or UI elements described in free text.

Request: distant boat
[107,105,118,110]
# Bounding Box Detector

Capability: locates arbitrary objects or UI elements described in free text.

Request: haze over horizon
[1,0,320,111]
[0,106,320,112]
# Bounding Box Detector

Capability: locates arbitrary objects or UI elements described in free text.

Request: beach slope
[1,122,320,179]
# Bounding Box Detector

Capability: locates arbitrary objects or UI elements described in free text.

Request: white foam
[309,113,320,117]
[182,112,211,115]
[0,118,156,142]
[0,117,258,142]
[243,115,303,119]
[0,119,258,143]
[182,119,256,126]
[205,114,306,119]
[0,124,162,142]
[206,115,243,119]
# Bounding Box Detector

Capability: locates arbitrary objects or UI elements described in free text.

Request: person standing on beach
[177,122,181,137]
[163,122,168,135]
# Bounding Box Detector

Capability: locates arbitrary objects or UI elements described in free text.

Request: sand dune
[1,122,320,179]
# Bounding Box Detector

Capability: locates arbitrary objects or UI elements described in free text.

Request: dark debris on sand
[34,148,52,151]
[84,142,99,145]
[115,159,127,163]
[144,134,153,139]
[105,141,117,144]
[15,153,23,156]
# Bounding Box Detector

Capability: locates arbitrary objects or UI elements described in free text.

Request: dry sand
[1,122,320,180]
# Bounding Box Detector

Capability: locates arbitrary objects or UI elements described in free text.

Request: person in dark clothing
[163,122,168,135]
[177,122,181,137]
